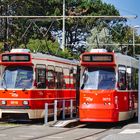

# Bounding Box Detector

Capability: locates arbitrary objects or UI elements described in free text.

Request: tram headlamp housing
[1,100,7,105]
[23,101,29,105]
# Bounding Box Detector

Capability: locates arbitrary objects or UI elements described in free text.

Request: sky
[102,0,140,34]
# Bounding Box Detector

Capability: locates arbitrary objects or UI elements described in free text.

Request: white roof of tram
[114,53,138,68]
[31,52,79,65]
[11,48,30,53]
[10,48,79,65]
[90,49,107,53]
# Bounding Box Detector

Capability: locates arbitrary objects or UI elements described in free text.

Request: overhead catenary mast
[62,0,65,51]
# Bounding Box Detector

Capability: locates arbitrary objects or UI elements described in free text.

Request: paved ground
[0,119,140,140]
[101,123,140,140]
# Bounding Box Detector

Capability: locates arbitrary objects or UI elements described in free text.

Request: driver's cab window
[36,64,46,89]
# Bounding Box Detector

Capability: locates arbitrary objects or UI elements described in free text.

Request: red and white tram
[79,49,138,122]
[0,49,79,119]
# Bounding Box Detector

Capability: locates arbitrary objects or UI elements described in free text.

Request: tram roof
[31,52,79,65]
[0,49,79,66]
[114,53,138,68]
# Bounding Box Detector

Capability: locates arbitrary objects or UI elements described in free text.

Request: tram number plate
[11,101,18,105]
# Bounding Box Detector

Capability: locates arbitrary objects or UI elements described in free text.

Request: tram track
[0,119,89,140]
[0,125,23,131]
[73,127,114,140]
[26,120,132,140]
[0,118,136,140]
[72,120,136,140]
[26,123,87,140]
[24,124,114,140]
[0,118,42,131]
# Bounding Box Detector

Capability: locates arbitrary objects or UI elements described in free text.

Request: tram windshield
[81,67,115,90]
[0,66,33,89]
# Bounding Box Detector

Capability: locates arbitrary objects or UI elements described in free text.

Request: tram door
[118,66,129,111]
[126,67,133,111]
[76,66,80,115]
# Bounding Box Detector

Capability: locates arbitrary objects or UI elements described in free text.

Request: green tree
[0,0,134,57]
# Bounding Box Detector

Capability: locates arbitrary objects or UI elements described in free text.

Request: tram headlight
[104,102,111,105]
[108,102,111,105]
[1,100,7,105]
[23,101,29,105]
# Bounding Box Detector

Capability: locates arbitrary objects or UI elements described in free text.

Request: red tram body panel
[0,49,78,119]
[79,49,138,122]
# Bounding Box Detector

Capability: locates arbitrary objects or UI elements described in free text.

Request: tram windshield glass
[81,67,115,90]
[0,66,33,89]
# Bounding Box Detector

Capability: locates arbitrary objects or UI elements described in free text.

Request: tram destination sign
[2,54,30,62]
[82,54,113,62]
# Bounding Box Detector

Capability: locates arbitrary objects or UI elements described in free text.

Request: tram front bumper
[79,108,118,122]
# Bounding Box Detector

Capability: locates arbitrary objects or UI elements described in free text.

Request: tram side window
[47,70,55,89]
[118,66,126,90]
[135,69,138,89]
[126,67,131,90]
[36,68,46,89]
[131,68,135,90]
[70,68,76,89]
[73,74,76,89]
[56,72,65,89]
[63,68,69,89]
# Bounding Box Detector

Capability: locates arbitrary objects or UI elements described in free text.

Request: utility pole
[5,4,9,42]
[62,0,65,51]
[0,5,4,39]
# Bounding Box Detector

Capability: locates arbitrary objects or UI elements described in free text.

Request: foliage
[64,0,121,53]
[20,39,74,59]
[0,0,139,57]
